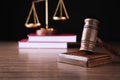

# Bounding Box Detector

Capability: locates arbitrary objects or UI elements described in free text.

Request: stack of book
[18,33,77,48]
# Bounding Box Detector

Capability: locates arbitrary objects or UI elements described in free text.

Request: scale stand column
[45,0,56,35]
[36,0,56,35]
[45,0,48,29]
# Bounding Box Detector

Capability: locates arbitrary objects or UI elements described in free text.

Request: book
[58,51,112,67]
[27,33,77,42]
[18,39,68,48]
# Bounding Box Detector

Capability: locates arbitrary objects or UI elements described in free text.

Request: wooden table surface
[0,41,120,80]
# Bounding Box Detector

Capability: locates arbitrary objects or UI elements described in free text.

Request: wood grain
[0,41,120,80]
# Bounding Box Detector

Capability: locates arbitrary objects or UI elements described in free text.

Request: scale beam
[34,0,45,3]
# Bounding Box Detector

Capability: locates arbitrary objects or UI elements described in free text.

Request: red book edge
[19,39,28,42]
[28,33,76,36]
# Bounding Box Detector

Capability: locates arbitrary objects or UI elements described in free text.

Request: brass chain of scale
[53,0,69,20]
[25,1,41,28]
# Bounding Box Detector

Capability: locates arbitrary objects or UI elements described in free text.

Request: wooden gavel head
[80,18,100,52]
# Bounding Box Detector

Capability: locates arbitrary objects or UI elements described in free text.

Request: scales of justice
[25,0,69,35]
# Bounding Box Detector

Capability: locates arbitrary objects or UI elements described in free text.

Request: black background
[1,0,120,42]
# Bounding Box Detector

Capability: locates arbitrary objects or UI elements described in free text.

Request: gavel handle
[97,37,120,56]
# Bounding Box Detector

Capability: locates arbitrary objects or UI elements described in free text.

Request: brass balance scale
[25,0,69,35]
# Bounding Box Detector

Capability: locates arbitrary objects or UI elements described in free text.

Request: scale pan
[25,23,41,28]
[53,16,67,20]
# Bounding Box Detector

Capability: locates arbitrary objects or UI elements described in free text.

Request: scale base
[36,28,56,35]
[58,51,112,67]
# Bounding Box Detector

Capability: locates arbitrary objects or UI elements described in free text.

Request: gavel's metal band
[84,26,98,30]
[80,40,96,51]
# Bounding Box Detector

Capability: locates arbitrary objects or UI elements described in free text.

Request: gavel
[58,18,119,67]
[80,18,119,56]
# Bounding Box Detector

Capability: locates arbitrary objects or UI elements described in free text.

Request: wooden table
[0,41,120,80]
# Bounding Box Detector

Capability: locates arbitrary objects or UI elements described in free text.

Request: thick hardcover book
[27,33,77,42]
[58,51,112,67]
[18,39,68,48]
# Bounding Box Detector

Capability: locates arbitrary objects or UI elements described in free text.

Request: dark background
[1,0,120,42]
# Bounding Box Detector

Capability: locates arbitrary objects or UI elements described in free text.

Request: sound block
[58,51,112,67]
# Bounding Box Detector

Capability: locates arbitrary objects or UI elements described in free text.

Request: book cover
[27,33,77,42]
[18,39,68,48]
[58,51,112,67]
